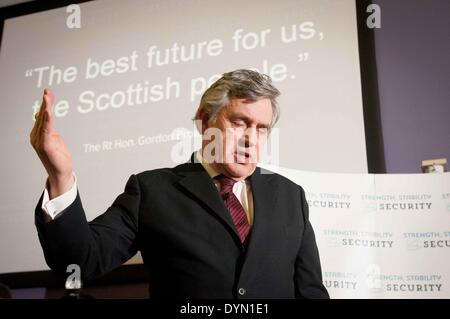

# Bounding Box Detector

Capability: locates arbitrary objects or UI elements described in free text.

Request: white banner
[261,165,450,299]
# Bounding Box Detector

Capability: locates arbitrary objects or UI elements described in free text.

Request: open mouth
[236,151,250,158]
[234,151,252,163]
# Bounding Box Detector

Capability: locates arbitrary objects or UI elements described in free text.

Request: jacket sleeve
[294,186,330,299]
[35,174,140,280]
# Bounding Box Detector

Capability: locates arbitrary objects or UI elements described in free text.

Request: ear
[196,109,211,134]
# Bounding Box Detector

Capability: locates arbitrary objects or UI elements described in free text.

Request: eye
[232,119,246,127]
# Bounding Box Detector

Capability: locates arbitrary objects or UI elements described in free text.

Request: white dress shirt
[41,151,254,225]
[41,174,77,221]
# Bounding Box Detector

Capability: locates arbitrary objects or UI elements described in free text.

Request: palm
[30,89,73,190]
[41,130,72,176]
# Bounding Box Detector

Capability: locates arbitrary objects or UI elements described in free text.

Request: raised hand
[30,89,74,199]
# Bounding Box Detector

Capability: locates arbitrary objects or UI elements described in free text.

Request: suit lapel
[176,162,241,243]
[246,167,279,253]
[175,153,279,250]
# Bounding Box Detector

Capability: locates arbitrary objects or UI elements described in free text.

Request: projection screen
[0,0,367,274]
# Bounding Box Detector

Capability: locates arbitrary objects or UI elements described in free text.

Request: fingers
[43,89,54,114]
[42,89,53,126]
[31,98,44,145]
[33,95,46,140]
[44,88,54,105]
[31,89,54,148]
[37,89,54,131]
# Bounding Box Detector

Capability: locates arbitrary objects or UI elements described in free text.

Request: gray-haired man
[31,69,329,298]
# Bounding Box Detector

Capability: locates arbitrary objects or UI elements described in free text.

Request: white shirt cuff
[41,174,77,220]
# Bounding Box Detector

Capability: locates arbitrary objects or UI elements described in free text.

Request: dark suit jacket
[35,154,329,299]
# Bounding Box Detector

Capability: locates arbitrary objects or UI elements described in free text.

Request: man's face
[201,98,272,180]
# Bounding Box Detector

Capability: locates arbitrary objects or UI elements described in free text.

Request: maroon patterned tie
[215,174,250,245]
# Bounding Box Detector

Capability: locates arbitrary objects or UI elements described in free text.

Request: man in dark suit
[31,69,329,299]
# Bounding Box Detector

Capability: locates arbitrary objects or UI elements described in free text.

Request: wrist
[47,173,74,199]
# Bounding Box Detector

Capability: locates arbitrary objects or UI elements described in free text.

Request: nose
[239,127,257,148]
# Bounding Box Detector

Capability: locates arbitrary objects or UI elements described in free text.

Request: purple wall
[373,0,450,173]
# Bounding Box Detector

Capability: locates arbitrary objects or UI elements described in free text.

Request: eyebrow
[231,113,271,128]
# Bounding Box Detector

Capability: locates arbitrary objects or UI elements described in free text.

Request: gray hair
[194,69,280,130]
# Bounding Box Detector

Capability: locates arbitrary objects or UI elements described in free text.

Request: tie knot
[215,174,236,195]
